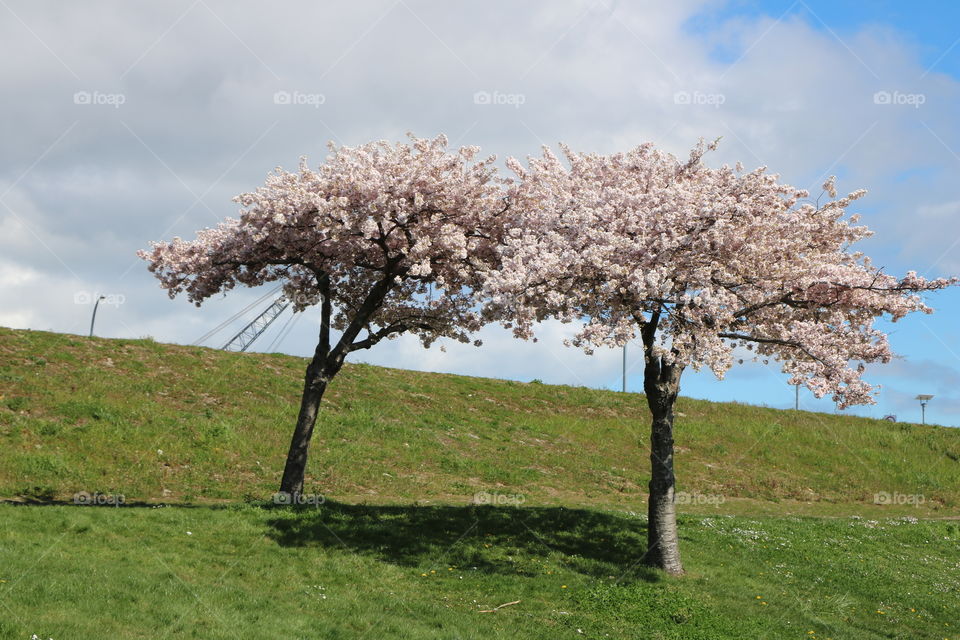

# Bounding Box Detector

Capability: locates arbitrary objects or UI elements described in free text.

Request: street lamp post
[89,295,106,337]
[916,394,934,425]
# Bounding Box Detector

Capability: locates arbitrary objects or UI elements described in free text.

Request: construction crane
[221,296,291,352]
[191,285,306,354]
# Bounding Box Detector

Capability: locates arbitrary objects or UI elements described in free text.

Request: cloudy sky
[2,0,959,425]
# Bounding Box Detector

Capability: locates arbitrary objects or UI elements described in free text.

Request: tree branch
[717,331,828,367]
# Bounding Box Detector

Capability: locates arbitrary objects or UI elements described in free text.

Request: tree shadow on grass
[265,501,662,583]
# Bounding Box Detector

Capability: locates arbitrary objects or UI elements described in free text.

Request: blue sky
[691,0,960,74]
[675,0,960,422]
[0,0,958,426]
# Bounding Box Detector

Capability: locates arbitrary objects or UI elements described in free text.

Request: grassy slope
[1,327,960,639]
[1,504,958,639]
[1,326,958,514]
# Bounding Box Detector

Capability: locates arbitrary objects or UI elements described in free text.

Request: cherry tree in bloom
[488,139,957,575]
[140,134,506,495]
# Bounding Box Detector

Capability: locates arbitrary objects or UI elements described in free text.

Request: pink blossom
[487,138,957,408]
[139,134,508,350]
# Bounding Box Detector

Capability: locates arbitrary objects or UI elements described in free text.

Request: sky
[1,0,958,425]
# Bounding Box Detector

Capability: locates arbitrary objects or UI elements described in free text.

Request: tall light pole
[916,394,934,425]
[89,295,106,337]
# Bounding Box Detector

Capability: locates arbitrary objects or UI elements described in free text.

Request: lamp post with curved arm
[89,295,106,337]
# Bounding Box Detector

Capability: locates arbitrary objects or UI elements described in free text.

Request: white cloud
[0,0,957,421]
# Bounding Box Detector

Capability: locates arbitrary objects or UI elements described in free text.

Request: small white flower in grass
[157,449,163,455]
[186,531,192,535]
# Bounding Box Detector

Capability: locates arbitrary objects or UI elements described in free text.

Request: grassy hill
[1,326,958,513]
[1,327,959,639]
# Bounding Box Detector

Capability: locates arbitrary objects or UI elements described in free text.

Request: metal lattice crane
[221,296,291,352]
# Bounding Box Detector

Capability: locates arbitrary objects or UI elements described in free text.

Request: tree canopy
[140,134,506,353]
[487,139,955,408]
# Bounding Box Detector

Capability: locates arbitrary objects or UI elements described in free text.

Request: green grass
[1,503,957,639]
[1,327,958,514]
[1,326,959,638]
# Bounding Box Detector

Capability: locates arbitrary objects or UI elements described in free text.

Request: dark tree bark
[279,276,334,496]
[278,269,398,495]
[640,312,685,575]
[278,355,338,495]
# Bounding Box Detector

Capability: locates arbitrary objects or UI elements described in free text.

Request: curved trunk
[277,271,394,496]
[278,357,332,495]
[279,276,334,496]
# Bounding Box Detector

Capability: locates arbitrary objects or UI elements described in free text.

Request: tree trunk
[276,270,394,496]
[278,355,333,496]
[279,276,335,496]
[644,384,684,574]
[641,336,685,574]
